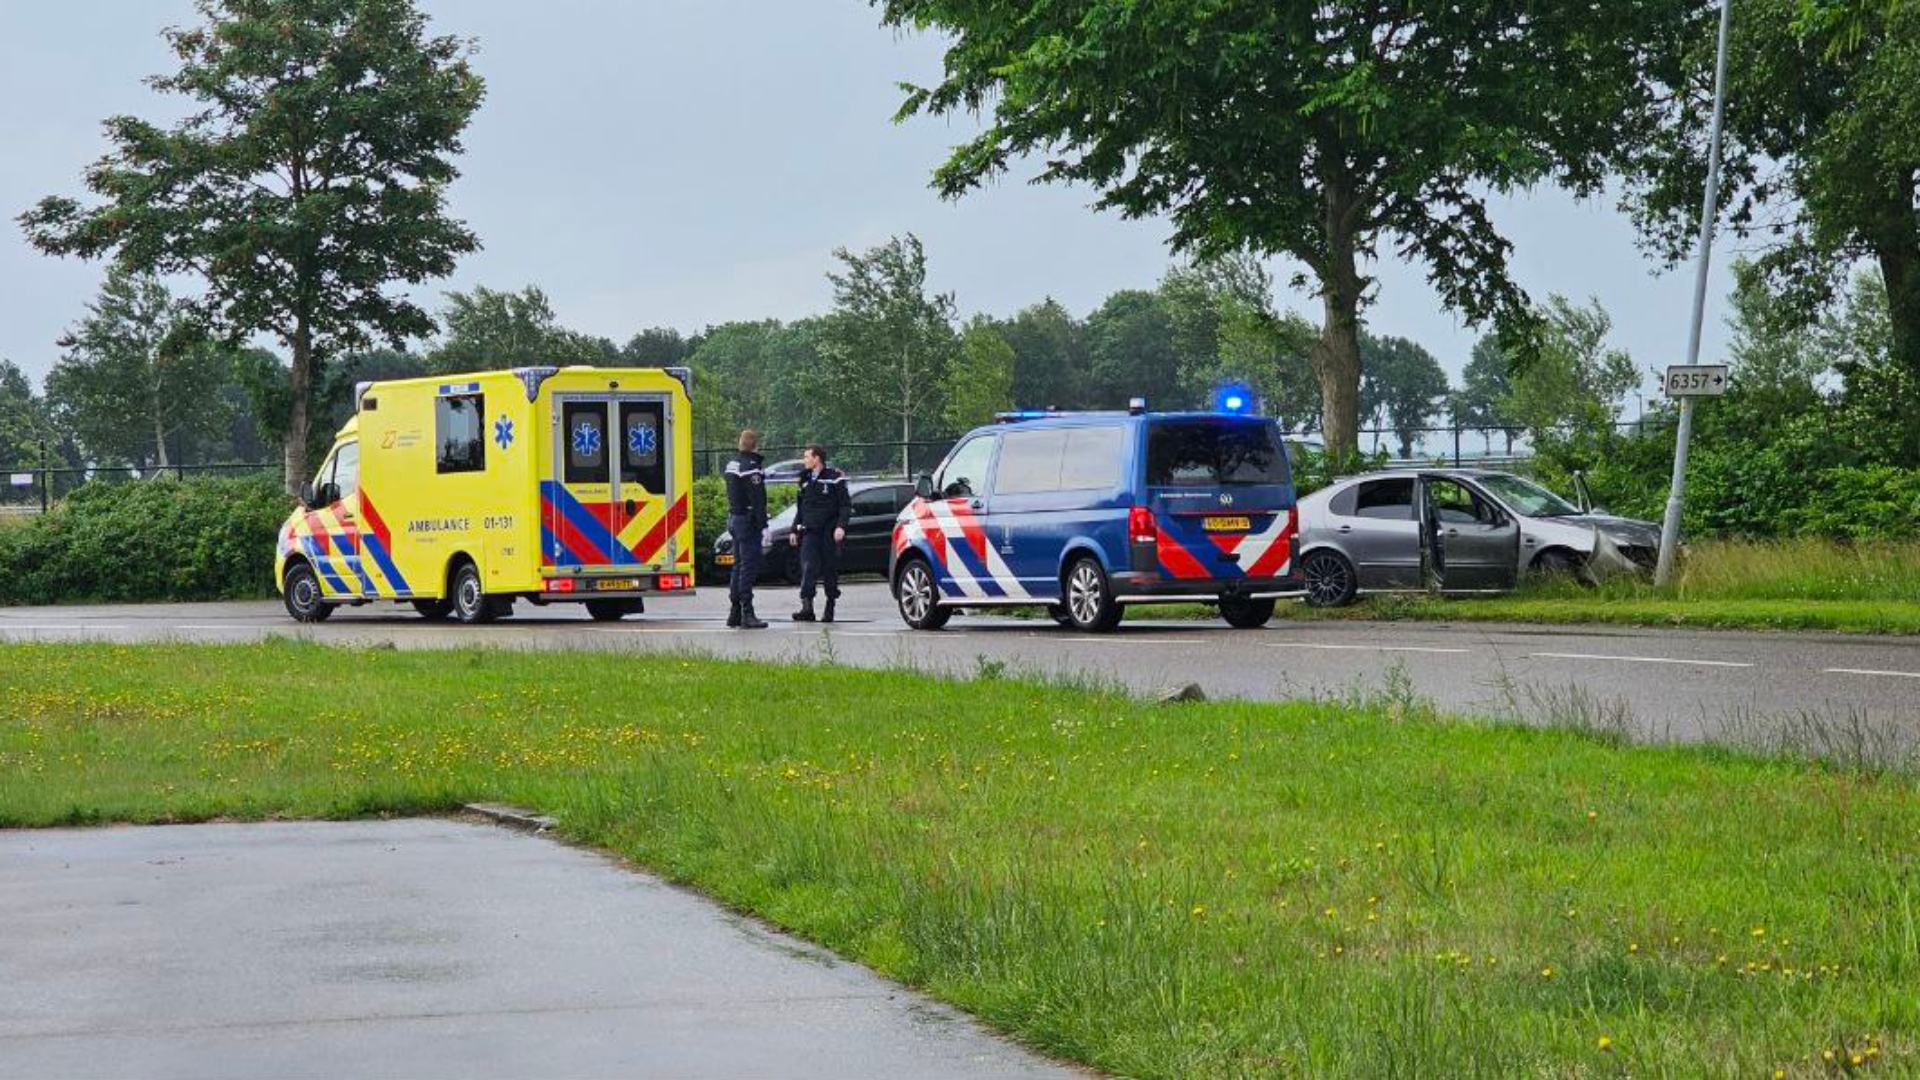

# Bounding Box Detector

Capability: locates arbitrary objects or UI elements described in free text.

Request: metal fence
[1295,416,1671,469]
[692,438,959,481]
[0,460,280,513]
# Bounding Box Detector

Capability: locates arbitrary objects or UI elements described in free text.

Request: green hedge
[691,476,798,585]
[0,477,293,606]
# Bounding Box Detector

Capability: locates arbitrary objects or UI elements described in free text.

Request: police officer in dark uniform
[789,444,851,623]
[723,429,769,629]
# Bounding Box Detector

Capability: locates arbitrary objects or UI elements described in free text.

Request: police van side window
[436,394,485,474]
[1059,426,1123,490]
[936,436,995,500]
[994,429,1068,495]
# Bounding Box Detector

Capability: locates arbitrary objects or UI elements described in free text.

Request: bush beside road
[3,642,1914,1078]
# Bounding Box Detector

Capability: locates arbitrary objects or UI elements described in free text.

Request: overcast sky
[0,0,1730,408]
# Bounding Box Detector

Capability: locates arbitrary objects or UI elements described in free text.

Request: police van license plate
[715,553,735,567]
[1203,516,1251,532]
[591,577,641,592]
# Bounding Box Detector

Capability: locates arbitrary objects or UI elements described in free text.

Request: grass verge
[4,642,1916,1077]
[1131,540,1920,633]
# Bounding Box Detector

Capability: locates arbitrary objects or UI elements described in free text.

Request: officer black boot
[792,597,816,622]
[738,601,768,630]
[821,597,836,623]
[726,600,741,628]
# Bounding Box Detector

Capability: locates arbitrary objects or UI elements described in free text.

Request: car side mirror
[914,473,935,500]
[299,481,317,510]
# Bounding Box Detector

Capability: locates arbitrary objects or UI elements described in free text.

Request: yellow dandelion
[1597,1036,1613,1052]
[1541,966,1555,979]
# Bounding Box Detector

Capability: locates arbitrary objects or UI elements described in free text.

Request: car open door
[1418,475,1520,592]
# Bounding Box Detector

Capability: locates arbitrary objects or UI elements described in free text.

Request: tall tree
[1452,336,1520,453]
[1083,290,1179,408]
[877,0,1684,460]
[817,235,956,464]
[44,268,233,469]
[429,286,562,372]
[1159,255,1317,422]
[997,298,1088,409]
[622,327,693,368]
[1621,0,1920,379]
[1503,297,1641,443]
[942,317,1015,431]
[1359,333,1450,459]
[19,0,484,492]
[0,361,61,469]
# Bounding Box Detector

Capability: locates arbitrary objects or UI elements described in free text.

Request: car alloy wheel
[1302,550,1357,608]
[895,558,950,630]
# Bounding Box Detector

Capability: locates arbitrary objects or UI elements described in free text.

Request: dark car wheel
[1219,595,1277,629]
[412,598,453,620]
[1063,556,1123,632]
[586,598,643,621]
[1300,549,1359,609]
[282,562,334,623]
[1531,549,1589,585]
[895,557,951,630]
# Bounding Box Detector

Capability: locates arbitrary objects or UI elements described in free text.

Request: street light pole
[1655,0,1734,587]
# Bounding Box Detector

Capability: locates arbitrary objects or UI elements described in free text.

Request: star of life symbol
[493,415,514,451]
[571,421,602,457]
[627,423,657,456]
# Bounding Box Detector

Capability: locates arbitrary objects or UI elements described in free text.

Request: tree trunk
[153,400,170,470]
[1877,235,1920,384]
[1309,171,1364,463]
[285,315,313,495]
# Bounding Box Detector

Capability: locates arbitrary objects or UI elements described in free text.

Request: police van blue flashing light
[1214,383,1256,414]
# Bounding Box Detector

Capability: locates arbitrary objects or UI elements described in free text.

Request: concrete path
[4,583,1919,742]
[0,819,1075,1080]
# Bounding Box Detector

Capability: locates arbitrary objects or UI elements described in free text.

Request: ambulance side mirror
[914,473,935,500]
[299,481,317,510]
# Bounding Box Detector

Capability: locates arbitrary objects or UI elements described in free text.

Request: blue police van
[890,400,1302,632]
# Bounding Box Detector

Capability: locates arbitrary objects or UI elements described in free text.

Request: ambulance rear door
[543,392,680,573]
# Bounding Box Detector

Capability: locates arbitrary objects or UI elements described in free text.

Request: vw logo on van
[1219,493,1234,507]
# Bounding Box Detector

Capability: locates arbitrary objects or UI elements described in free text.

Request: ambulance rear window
[436,393,485,474]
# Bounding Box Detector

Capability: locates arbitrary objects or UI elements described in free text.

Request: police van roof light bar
[994,407,1062,424]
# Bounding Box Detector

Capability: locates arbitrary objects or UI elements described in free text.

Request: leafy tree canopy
[942,317,1016,431]
[877,0,1688,459]
[817,234,957,461]
[19,0,485,491]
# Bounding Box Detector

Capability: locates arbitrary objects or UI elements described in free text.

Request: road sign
[8,473,33,488]
[1663,365,1729,397]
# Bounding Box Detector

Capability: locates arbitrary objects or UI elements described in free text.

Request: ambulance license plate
[592,577,641,592]
[1203,516,1251,532]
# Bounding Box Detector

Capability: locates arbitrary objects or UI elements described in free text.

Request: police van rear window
[1146,420,1290,487]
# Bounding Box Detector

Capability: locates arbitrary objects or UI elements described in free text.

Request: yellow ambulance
[274,366,696,623]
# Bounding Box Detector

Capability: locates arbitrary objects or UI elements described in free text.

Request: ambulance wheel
[1219,595,1277,629]
[450,562,497,624]
[586,599,643,621]
[1063,556,1123,633]
[412,599,453,620]
[894,557,951,630]
[282,563,334,623]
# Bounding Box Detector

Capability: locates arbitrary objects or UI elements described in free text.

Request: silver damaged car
[1292,469,1662,607]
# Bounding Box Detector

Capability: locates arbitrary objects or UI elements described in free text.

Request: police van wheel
[1047,605,1074,627]
[895,558,951,630]
[282,563,334,624]
[451,562,497,624]
[412,599,453,620]
[1064,557,1123,633]
[1219,595,1277,629]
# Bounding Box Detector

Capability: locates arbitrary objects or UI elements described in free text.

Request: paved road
[0,819,1074,1080]
[4,583,1919,742]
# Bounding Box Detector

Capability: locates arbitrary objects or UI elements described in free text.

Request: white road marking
[1049,636,1201,645]
[173,624,263,631]
[1823,667,1920,680]
[0,624,116,632]
[1527,651,1752,669]
[1263,642,1470,655]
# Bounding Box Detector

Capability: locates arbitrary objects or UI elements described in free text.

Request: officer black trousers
[797,530,841,602]
[728,514,762,606]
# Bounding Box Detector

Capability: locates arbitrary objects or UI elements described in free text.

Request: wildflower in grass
[1190,905,1205,918]
[1597,1036,1612,1052]
[1751,926,1766,939]
[1541,966,1555,979]
[1587,810,1597,821]
[1852,1053,1865,1066]
[1628,942,1639,954]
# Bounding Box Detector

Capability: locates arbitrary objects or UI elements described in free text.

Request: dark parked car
[1293,469,1661,607]
[714,479,916,583]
